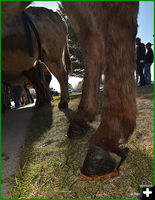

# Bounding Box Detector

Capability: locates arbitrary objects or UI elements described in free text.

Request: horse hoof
[80,144,122,181]
[81,168,118,181]
[58,101,68,109]
[67,122,86,139]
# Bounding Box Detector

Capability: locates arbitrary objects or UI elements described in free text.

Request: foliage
[68,83,73,90]
[57,3,85,77]
[74,80,83,90]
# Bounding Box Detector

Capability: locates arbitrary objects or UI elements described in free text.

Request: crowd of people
[135,37,154,87]
[9,64,52,109]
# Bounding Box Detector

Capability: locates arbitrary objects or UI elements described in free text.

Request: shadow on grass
[46,124,154,199]
[136,84,154,100]
[8,91,154,198]
[19,104,53,167]
[59,108,74,121]
[55,137,154,198]
[58,93,82,121]
[69,93,82,100]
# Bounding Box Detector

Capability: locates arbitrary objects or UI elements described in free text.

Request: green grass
[8,85,154,199]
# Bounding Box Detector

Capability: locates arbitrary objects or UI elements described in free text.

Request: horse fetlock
[58,101,68,110]
[67,122,87,139]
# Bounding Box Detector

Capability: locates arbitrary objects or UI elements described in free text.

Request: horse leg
[45,61,70,109]
[56,68,70,110]
[67,31,103,139]
[81,7,138,180]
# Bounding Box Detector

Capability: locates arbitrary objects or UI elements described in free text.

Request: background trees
[57,3,84,78]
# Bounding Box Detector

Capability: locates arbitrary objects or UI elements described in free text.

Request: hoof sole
[81,169,118,181]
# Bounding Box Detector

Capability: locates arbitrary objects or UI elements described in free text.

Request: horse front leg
[67,34,103,139]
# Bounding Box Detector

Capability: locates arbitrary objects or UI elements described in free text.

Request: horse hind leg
[81,5,138,180]
[51,63,70,110]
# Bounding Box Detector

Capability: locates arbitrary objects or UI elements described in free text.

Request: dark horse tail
[64,39,72,75]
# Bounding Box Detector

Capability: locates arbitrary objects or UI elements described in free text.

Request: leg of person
[11,86,20,108]
[136,68,139,85]
[138,63,145,86]
[144,64,147,84]
[24,84,30,104]
[145,63,152,84]
[28,89,34,103]
[148,63,152,84]
[18,85,23,105]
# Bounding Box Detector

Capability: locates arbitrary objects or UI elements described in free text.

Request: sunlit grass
[9,85,154,199]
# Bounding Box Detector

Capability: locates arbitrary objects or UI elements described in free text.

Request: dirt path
[1,103,35,198]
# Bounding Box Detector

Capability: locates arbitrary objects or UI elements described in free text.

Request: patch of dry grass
[9,85,154,199]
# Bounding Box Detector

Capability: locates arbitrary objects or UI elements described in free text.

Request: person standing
[11,85,23,108]
[144,42,154,85]
[24,83,34,104]
[136,37,146,86]
[135,46,139,85]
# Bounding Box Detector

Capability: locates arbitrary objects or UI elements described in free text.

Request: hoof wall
[81,169,118,181]
[67,122,86,139]
[80,145,122,181]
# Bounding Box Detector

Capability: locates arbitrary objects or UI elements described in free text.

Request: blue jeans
[144,63,152,85]
[137,63,145,86]
[11,85,23,107]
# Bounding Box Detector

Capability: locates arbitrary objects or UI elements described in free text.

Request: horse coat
[62,1,139,180]
[2,6,72,109]
[2,1,139,180]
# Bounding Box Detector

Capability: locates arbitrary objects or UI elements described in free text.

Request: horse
[2,6,72,111]
[62,1,139,180]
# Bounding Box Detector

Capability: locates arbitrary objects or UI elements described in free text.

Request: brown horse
[2,1,139,181]
[62,1,139,180]
[2,6,72,110]
[1,1,31,23]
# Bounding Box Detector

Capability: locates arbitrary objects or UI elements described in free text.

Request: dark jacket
[136,43,146,64]
[145,48,154,64]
